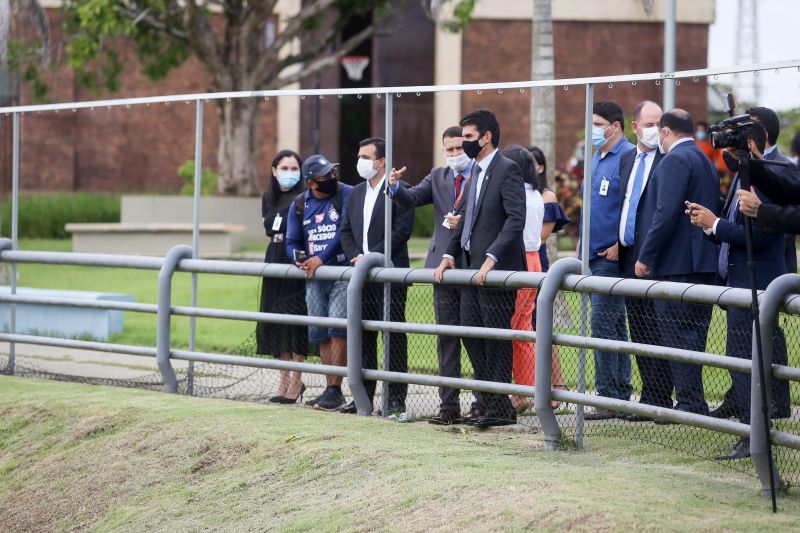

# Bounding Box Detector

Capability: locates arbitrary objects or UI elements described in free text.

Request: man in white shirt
[339,137,415,416]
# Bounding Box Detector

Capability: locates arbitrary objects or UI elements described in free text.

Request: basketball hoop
[341,55,370,82]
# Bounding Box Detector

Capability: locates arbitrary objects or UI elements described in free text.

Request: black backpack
[293,182,345,221]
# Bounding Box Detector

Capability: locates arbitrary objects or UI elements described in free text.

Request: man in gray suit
[388,126,474,425]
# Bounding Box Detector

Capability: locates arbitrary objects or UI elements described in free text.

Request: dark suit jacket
[340,180,415,268]
[617,148,663,268]
[445,150,526,271]
[638,140,720,277]
[392,166,469,268]
[751,149,800,246]
[712,176,786,289]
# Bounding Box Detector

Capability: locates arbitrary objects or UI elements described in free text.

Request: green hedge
[0,193,120,239]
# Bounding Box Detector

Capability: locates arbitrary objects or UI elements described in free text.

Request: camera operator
[686,122,790,459]
[737,170,800,235]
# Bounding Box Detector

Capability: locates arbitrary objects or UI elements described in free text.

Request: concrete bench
[0,287,136,341]
[65,223,246,256]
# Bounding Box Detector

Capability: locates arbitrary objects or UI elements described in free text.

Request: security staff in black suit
[739,164,800,234]
[340,137,415,415]
[687,124,788,460]
[434,108,526,428]
[616,101,673,421]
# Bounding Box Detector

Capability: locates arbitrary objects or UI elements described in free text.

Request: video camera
[708,113,757,151]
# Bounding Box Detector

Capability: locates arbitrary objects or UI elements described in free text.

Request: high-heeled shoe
[281,383,306,404]
[269,394,287,403]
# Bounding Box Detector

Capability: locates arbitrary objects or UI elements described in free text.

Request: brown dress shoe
[429,410,461,425]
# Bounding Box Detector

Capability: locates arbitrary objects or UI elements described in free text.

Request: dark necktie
[624,152,647,245]
[718,174,740,280]
[460,164,481,250]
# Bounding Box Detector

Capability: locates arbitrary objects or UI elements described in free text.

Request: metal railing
[1,239,799,498]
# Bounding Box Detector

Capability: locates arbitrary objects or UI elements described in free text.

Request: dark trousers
[621,251,673,407]
[654,273,715,415]
[362,284,408,406]
[460,285,516,418]
[726,306,790,424]
[434,284,462,413]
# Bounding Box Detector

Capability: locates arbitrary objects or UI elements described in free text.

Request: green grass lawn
[7,239,800,404]
[1,376,798,531]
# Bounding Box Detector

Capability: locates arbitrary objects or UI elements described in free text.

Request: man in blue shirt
[286,154,352,411]
[580,101,636,419]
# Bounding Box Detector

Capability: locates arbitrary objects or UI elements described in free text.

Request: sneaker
[339,401,357,414]
[305,390,325,407]
[314,387,346,411]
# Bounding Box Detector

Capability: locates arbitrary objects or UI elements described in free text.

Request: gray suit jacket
[392,166,470,268]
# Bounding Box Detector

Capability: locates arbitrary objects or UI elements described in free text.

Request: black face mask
[314,177,338,196]
[722,151,740,173]
[462,137,484,159]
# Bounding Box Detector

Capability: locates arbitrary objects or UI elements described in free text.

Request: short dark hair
[744,123,767,154]
[632,100,659,123]
[527,145,548,192]
[460,108,500,147]
[442,126,463,140]
[593,101,625,132]
[359,137,385,159]
[746,106,780,145]
[503,144,541,190]
[659,109,694,136]
[696,121,709,129]
[266,149,304,207]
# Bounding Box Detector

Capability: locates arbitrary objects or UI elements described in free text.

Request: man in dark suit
[339,137,415,415]
[747,106,799,274]
[616,100,674,421]
[706,106,796,420]
[635,109,720,417]
[739,165,800,234]
[687,123,788,459]
[434,108,526,428]
[388,126,474,425]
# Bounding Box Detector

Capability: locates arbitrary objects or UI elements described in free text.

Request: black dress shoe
[471,414,517,429]
[269,395,286,404]
[584,408,618,421]
[622,413,653,422]
[716,438,750,461]
[462,407,487,426]
[709,401,740,419]
[429,410,461,425]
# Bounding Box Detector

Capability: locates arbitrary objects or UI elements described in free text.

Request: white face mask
[638,126,660,150]
[356,158,378,180]
[657,129,667,155]
[445,152,471,172]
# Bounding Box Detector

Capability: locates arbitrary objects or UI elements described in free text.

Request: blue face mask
[695,129,708,141]
[277,170,300,189]
[591,125,610,147]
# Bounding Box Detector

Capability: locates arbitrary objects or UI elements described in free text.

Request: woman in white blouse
[503,145,545,414]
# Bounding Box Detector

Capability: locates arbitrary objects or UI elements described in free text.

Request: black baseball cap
[302,154,336,181]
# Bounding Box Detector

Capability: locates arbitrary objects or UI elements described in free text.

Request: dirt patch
[67,415,117,442]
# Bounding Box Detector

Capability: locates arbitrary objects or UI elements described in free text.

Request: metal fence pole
[752,274,798,497]
[157,245,193,393]
[663,0,676,110]
[381,92,393,416]
[7,112,20,375]
[187,100,204,395]
[535,257,582,450]
[347,253,386,415]
[577,83,595,448]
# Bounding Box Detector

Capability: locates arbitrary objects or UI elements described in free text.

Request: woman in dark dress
[256,150,308,403]
[528,145,570,407]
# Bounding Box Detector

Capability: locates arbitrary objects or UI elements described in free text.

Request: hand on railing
[433,256,455,283]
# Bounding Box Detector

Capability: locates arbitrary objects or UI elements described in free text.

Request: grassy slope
[1,377,799,532]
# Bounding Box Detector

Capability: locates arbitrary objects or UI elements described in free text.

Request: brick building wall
[462,19,709,169]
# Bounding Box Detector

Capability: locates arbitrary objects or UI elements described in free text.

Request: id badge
[599,177,610,197]
[442,211,454,229]
[272,214,282,231]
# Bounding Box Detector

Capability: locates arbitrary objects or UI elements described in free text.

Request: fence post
[347,252,385,415]
[157,244,193,393]
[752,274,799,497]
[187,99,204,396]
[0,237,12,374]
[8,112,19,375]
[382,92,394,417]
[535,257,582,451]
